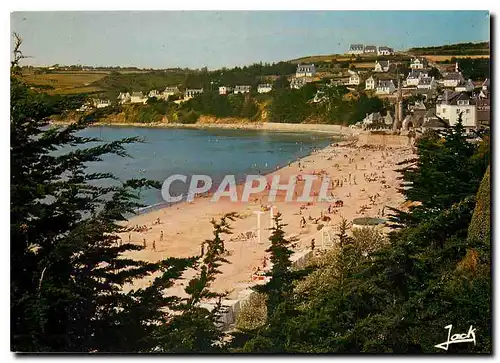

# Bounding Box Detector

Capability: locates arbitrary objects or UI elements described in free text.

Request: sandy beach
[117,136,413,300]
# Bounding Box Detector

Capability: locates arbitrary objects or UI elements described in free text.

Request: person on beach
[143,238,146,248]
[200,242,205,256]
[311,238,315,251]
[128,233,131,243]
[152,240,156,252]
[160,230,164,242]
[300,216,306,229]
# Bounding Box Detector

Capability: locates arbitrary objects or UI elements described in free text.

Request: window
[466,109,470,114]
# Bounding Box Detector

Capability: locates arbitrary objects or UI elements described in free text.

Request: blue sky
[10,11,490,69]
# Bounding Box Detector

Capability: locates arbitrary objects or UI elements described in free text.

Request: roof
[297,64,315,69]
[418,77,434,85]
[407,70,425,78]
[131,91,143,97]
[364,45,377,51]
[349,44,364,49]
[378,46,393,51]
[378,80,395,87]
[377,60,390,68]
[444,72,464,80]
[424,117,448,128]
[258,83,273,87]
[412,57,428,63]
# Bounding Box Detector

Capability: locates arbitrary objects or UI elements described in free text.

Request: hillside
[407,41,489,55]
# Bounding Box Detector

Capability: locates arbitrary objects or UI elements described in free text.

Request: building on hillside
[476,97,490,127]
[161,87,180,99]
[148,90,160,98]
[435,91,477,128]
[290,77,308,89]
[348,70,361,85]
[365,76,377,90]
[364,45,377,55]
[348,44,364,55]
[376,79,396,95]
[362,112,381,126]
[454,79,475,92]
[130,91,147,104]
[417,77,436,90]
[184,88,204,99]
[377,46,394,56]
[234,85,251,94]
[442,72,464,88]
[117,92,131,104]
[410,57,428,69]
[296,64,316,78]
[257,84,273,93]
[218,86,233,95]
[405,70,428,87]
[93,99,111,108]
[374,60,390,72]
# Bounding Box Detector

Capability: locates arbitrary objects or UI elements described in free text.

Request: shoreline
[51,120,358,136]
[118,137,413,302]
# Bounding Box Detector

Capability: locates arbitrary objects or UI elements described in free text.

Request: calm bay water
[74,126,334,209]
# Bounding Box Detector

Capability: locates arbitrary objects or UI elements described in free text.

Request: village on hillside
[46,42,490,133]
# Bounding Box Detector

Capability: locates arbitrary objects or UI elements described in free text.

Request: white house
[442,72,464,88]
[377,46,394,56]
[219,86,233,95]
[374,60,390,72]
[376,80,396,95]
[435,91,477,128]
[130,91,147,104]
[365,76,377,90]
[364,45,377,55]
[161,87,180,99]
[454,79,475,92]
[93,99,111,108]
[257,84,273,94]
[117,92,131,104]
[148,90,160,98]
[290,77,308,89]
[410,57,428,69]
[348,70,361,85]
[234,85,251,94]
[417,77,436,90]
[296,64,316,78]
[348,44,364,55]
[405,70,428,87]
[362,112,381,125]
[184,88,204,99]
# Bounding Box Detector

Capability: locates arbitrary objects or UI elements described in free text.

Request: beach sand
[119,139,413,300]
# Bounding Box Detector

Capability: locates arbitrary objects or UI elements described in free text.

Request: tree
[10,36,223,352]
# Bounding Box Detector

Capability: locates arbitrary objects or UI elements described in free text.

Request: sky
[10,11,490,69]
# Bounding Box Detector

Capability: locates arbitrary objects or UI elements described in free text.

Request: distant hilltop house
[365,76,377,90]
[296,64,316,78]
[348,44,365,55]
[376,79,396,95]
[257,84,273,94]
[347,70,361,85]
[161,86,180,99]
[234,85,251,94]
[117,92,131,104]
[435,91,477,128]
[184,88,204,99]
[377,46,394,56]
[363,45,377,55]
[218,86,233,95]
[290,77,308,89]
[130,91,147,104]
[410,57,428,69]
[374,60,391,72]
[441,62,465,88]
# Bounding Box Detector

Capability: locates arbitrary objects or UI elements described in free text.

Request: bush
[236,293,268,331]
